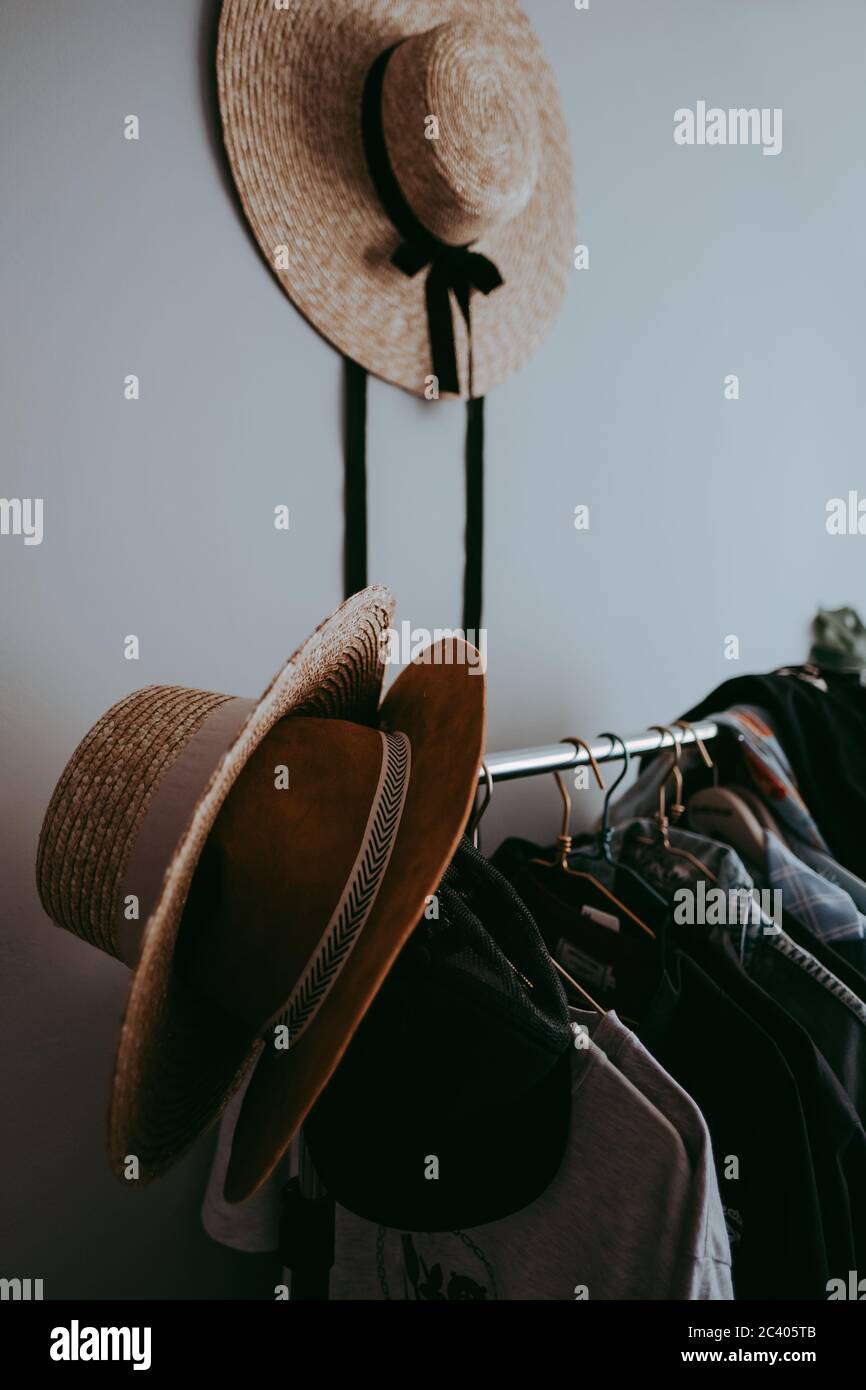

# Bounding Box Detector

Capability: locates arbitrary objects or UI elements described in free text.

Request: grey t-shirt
[202,1069,295,1254]
[571,1008,733,1298]
[202,1017,733,1301]
[328,1033,732,1301]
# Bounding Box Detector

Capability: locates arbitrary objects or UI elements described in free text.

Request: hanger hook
[666,760,685,822]
[673,719,714,769]
[561,737,606,792]
[598,732,630,799]
[650,753,676,849]
[649,725,685,824]
[648,724,682,764]
[552,771,573,867]
[469,761,493,847]
[596,731,629,854]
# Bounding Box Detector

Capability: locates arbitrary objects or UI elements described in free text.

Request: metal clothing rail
[477,721,720,784]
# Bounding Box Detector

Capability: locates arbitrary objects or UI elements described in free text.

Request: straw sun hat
[216,0,575,398]
[36,586,486,1197]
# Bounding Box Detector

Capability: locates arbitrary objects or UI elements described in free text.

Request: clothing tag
[556,938,616,993]
[580,903,620,934]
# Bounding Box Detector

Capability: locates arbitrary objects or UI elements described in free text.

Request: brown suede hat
[35,585,486,1192]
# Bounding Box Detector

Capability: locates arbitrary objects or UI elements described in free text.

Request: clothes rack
[286,717,720,1298]
[477,720,719,784]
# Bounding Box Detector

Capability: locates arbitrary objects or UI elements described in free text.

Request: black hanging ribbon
[361,45,504,396]
[344,43,502,632]
[463,395,485,637]
[343,357,368,600]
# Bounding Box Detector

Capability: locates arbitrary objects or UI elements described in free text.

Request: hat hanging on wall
[216,0,576,632]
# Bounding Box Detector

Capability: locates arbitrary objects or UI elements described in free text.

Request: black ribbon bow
[392,241,503,396]
[361,45,504,395]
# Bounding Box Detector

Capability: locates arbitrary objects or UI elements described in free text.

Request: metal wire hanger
[638,726,719,882]
[530,738,656,943]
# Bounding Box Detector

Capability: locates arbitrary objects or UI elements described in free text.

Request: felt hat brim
[223,645,487,1202]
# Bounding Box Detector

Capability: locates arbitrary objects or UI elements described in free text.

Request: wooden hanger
[685,785,769,873]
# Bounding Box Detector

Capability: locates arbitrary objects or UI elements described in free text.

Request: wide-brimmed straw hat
[35,586,486,1191]
[216,0,575,398]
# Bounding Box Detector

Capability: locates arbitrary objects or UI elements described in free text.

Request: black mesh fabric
[304,838,574,1231]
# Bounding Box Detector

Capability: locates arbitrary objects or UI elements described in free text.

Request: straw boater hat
[216,0,575,398]
[35,586,486,1195]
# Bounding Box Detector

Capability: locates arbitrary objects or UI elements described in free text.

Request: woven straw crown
[36,590,390,964]
[37,687,235,960]
[382,21,542,246]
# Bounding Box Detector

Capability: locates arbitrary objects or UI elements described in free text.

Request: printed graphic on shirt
[723,1206,743,1248]
[374,1228,497,1300]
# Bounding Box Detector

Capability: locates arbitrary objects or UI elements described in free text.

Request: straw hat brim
[216,0,576,399]
[224,646,487,1202]
[106,586,396,1179]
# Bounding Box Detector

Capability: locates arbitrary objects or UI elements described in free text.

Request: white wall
[2,0,864,1296]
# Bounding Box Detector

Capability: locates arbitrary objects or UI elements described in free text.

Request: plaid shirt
[612,703,866,945]
[765,831,865,943]
[615,822,866,1026]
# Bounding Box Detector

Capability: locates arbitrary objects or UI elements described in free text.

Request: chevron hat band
[35,586,487,1195]
[266,730,411,1048]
